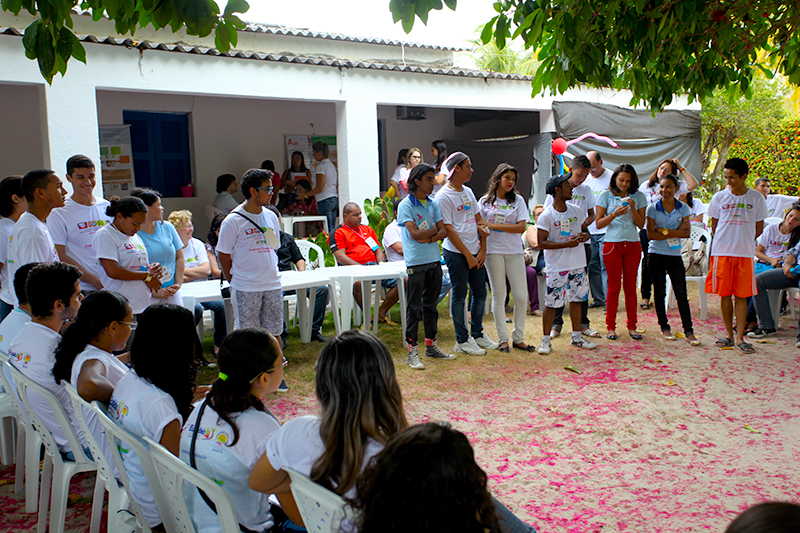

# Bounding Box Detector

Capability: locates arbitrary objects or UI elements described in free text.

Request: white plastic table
[281,215,328,236]
[321,263,408,335]
[180,271,341,343]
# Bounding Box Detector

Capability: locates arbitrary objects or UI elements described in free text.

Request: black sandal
[498,343,510,353]
[629,331,643,340]
[512,342,536,352]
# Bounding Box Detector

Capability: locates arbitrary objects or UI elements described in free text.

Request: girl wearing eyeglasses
[179,328,286,533]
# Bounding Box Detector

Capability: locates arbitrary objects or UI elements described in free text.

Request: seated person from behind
[212,173,240,214]
[329,202,399,323]
[268,205,329,344]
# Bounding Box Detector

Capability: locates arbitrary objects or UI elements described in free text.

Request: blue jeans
[589,233,607,305]
[282,285,330,339]
[753,268,799,330]
[317,196,339,234]
[492,495,536,533]
[444,249,487,344]
[0,300,12,323]
[194,301,228,347]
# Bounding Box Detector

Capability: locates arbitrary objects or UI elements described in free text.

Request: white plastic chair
[91,399,172,533]
[284,467,350,533]
[6,362,101,533]
[203,205,224,224]
[295,240,326,270]
[0,388,15,467]
[144,436,240,533]
[767,287,800,324]
[0,351,39,511]
[64,383,136,533]
[665,226,712,320]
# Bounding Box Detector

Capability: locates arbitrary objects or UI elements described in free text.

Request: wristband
[144,273,152,283]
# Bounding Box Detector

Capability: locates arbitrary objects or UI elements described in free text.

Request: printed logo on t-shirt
[110,398,129,420]
[572,194,587,203]
[76,220,109,230]
[721,202,754,211]
[187,422,230,449]
[9,350,31,367]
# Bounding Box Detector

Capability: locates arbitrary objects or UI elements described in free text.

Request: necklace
[243,203,259,214]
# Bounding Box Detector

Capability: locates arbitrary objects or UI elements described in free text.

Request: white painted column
[40,79,101,193]
[335,97,379,216]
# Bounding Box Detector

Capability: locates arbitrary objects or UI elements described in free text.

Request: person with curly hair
[353,422,536,533]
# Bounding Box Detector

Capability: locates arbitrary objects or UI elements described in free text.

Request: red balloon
[552,137,567,155]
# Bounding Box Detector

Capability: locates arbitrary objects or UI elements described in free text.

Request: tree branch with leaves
[1,0,249,83]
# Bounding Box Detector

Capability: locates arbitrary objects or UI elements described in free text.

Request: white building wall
[0,83,45,178]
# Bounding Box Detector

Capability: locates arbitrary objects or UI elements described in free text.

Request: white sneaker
[454,340,486,356]
[473,335,499,350]
[407,345,426,370]
[538,338,552,355]
[571,336,597,350]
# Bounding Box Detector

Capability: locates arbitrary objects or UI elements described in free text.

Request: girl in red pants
[595,164,647,340]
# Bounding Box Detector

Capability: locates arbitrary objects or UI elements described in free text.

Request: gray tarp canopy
[552,101,702,190]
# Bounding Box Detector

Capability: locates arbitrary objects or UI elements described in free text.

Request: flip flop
[377,317,397,325]
[498,343,510,353]
[582,328,602,338]
[715,337,734,348]
[640,302,651,309]
[629,331,643,341]
[607,332,618,340]
[688,339,701,346]
[737,342,755,354]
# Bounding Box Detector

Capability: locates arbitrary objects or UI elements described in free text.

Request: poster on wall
[283,134,338,180]
[98,125,136,199]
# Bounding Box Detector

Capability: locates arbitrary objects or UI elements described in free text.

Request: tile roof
[0,27,532,81]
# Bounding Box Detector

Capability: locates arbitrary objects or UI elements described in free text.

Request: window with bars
[123,111,192,197]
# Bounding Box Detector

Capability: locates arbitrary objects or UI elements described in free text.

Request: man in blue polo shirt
[398,163,454,369]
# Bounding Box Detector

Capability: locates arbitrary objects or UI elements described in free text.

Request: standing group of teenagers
[0,154,541,531]
[394,145,797,368]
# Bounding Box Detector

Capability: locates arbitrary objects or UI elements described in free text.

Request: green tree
[469,29,539,76]
[1,0,249,82]
[701,74,787,194]
[729,118,800,196]
[390,0,800,111]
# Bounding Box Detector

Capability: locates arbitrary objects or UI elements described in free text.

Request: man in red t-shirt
[329,202,400,322]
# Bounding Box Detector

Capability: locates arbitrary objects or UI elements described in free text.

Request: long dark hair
[483,162,519,206]
[609,164,640,196]
[725,502,800,533]
[290,150,308,173]
[52,290,131,384]
[786,201,800,249]
[647,159,678,188]
[130,304,202,421]
[311,330,408,496]
[431,140,448,172]
[353,423,499,533]
[205,328,281,446]
[207,213,226,247]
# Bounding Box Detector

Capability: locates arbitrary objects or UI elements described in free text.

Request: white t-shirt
[9,321,86,450]
[314,159,338,202]
[390,166,410,200]
[47,197,112,292]
[180,404,282,533]
[266,415,383,500]
[707,188,768,258]
[0,307,30,355]
[757,223,793,260]
[690,199,708,224]
[0,217,16,306]
[478,195,529,255]
[537,203,587,272]
[381,220,404,262]
[182,237,210,270]
[543,182,596,222]
[216,205,281,292]
[93,225,151,314]
[584,169,613,234]
[765,194,799,219]
[71,344,129,476]
[639,180,690,207]
[7,212,60,306]
[435,184,481,255]
[109,370,181,528]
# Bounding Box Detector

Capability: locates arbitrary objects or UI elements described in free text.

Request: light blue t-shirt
[137,221,183,287]
[397,195,443,267]
[645,200,691,256]
[596,190,647,243]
